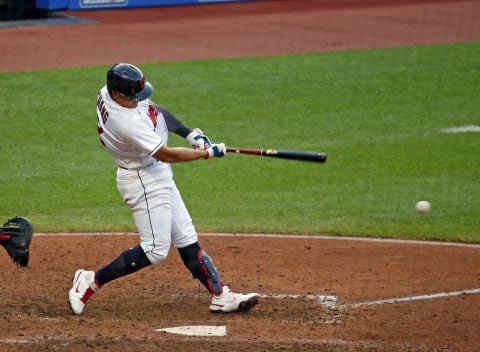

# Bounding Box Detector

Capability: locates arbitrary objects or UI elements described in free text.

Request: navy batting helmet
[107,63,153,102]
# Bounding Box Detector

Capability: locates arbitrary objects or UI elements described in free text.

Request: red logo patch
[148,105,158,128]
[140,77,145,89]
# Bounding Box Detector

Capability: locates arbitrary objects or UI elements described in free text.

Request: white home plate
[155,325,226,336]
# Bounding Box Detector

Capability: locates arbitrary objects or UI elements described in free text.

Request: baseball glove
[0,216,33,267]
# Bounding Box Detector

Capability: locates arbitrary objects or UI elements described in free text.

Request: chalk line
[34,232,480,249]
[263,288,480,310]
[262,294,337,309]
[341,288,480,309]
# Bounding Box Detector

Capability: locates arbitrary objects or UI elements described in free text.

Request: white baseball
[415,201,431,213]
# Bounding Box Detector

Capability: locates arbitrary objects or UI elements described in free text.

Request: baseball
[415,201,431,213]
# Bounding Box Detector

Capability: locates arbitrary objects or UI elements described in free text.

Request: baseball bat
[226,147,327,163]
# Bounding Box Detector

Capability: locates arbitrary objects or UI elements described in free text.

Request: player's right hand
[206,143,226,159]
[187,128,211,150]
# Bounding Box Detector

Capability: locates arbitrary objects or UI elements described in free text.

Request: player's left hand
[186,128,211,150]
[206,143,226,159]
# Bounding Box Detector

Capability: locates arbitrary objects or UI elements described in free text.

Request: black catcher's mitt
[0,216,33,267]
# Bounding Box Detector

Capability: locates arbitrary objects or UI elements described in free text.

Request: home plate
[155,325,226,336]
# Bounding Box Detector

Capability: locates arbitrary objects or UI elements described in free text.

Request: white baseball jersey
[96,85,169,171]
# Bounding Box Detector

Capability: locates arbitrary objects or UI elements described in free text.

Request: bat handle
[226,148,262,155]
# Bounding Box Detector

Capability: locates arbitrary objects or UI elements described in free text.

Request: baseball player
[68,63,260,315]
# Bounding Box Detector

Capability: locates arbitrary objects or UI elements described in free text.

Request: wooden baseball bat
[226,147,327,163]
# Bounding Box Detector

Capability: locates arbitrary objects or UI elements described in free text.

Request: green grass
[1,42,479,242]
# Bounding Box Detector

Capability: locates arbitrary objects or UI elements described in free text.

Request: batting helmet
[107,63,153,102]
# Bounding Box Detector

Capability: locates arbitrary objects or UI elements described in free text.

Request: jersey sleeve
[157,104,192,138]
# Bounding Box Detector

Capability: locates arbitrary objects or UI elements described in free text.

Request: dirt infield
[2,234,480,351]
[1,0,480,351]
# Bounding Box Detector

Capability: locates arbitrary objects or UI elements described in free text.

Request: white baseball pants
[116,163,198,264]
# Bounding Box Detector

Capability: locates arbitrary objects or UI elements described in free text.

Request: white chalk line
[263,288,480,310]
[0,336,72,344]
[0,335,360,347]
[340,288,480,309]
[34,232,480,249]
[262,293,338,310]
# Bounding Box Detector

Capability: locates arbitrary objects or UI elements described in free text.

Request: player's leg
[178,242,223,295]
[171,183,260,313]
[169,182,221,294]
[69,167,173,315]
[69,245,151,315]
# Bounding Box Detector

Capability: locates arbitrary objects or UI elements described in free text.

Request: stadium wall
[36,0,255,11]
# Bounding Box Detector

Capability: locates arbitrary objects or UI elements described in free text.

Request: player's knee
[143,245,170,265]
[178,242,201,274]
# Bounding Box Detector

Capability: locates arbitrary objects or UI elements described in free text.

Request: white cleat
[68,269,97,315]
[209,286,260,313]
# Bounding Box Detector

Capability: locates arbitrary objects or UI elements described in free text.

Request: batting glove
[186,128,211,150]
[206,143,226,159]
